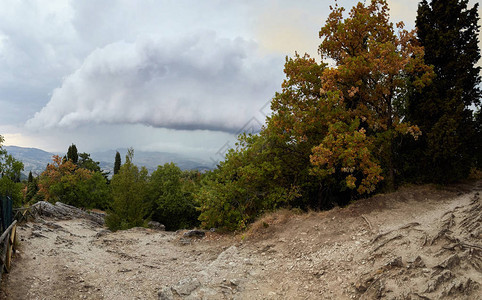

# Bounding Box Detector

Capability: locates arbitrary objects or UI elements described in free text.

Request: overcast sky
[0,0,480,162]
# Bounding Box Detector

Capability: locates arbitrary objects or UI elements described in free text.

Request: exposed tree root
[361,215,373,231]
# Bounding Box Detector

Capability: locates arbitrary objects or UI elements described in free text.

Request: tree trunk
[386,151,395,191]
[386,90,395,191]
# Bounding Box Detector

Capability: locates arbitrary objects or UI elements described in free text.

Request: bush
[148,163,199,231]
[107,149,148,231]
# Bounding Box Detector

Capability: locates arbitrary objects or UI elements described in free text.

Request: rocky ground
[1,180,481,299]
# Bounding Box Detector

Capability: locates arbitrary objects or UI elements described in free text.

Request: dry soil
[1,180,481,299]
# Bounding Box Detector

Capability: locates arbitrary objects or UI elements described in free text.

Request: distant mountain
[5,146,213,177]
[90,148,213,175]
[4,146,55,176]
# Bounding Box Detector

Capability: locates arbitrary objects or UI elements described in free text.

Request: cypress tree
[67,144,79,164]
[114,151,121,175]
[405,0,481,182]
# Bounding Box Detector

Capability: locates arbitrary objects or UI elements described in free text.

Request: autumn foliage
[198,0,437,230]
[313,0,432,191]
[12,0,479,233]
[38,155,110,208]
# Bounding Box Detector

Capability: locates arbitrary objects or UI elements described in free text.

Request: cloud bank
[26,32,282,133]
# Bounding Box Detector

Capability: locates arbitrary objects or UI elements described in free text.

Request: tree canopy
[0,135,24,206]
[106,149,149,230]
[404,0,481,182]
[197,0,438,231]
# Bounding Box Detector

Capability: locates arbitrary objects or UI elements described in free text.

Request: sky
[0,0,480,163]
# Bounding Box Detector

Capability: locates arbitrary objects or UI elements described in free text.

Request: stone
[30,231,47,238]
[179,238,192,245]
[425,270,454,293]
[408,256,426,268]
[355,274,375,293]
[435,254,460,270]
[183,230,205,238]
[158,286,173,300]
[148,221,166,231]
[95,229,111,238]
[31,201,104,225]
[385,256,403,268]
[172,277,201,296]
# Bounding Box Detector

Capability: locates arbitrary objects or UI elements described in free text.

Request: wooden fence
[0,195,17,284]
[0,220,17,276]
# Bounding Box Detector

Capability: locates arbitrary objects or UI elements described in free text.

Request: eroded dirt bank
[1,181,481,299]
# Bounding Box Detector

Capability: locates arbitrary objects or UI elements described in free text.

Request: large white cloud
[26,32,282,133]
[5,0,480,159]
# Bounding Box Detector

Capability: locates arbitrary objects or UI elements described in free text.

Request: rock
[30,231,47,238]
[172,277,201,296]
[95,229,111,238]
[444,278,480,297]
[31,201,105,225]
[355,274,375,293]
[385,256,403,268]
[44,222,63,230]
[230,279,240,286]
[425,270,454,293]
[435,254,460,270]
[209,246,239,269]
[158,286,173,300]
[408,256,426,268]
[179,238,192,245]
[183,230,205,238]
[148,221,166,231]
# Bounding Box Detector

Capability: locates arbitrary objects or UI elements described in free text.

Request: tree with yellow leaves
[312,0,433,191]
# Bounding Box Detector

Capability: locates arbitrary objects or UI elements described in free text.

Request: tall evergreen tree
[78,153,101,173]
[106,148,148,231]
[114,151,121,175]
[405,0,481,182]
[67,144,79,164]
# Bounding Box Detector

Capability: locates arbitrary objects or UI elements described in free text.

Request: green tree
[38,155,109,208]
[78,152,110,180]
[404,0,481,182]
[106,148,148,231]
[0,135,24,206]
[148,163,199,230]
[25,175,39,203]
[266,54,336,209]
[198,133,300,230]
[67,144,79,164]
[197,0,433,231]
[78,153,101,173]
[114,151,121,175]
[84,172,112,209]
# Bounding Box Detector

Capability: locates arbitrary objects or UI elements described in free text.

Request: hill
[5,146,213,177]
[2,180,480,299]
[4,146,55,176]
[90,148,213,175]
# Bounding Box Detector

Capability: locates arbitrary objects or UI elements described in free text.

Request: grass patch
[243,208,302,239]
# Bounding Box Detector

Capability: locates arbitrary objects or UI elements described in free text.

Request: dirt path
[1,181,481,299]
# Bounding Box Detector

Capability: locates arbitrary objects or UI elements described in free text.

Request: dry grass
[243,208,301,240]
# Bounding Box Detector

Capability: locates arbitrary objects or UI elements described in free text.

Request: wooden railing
[0,194,18,283]
[0,219,17,280]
